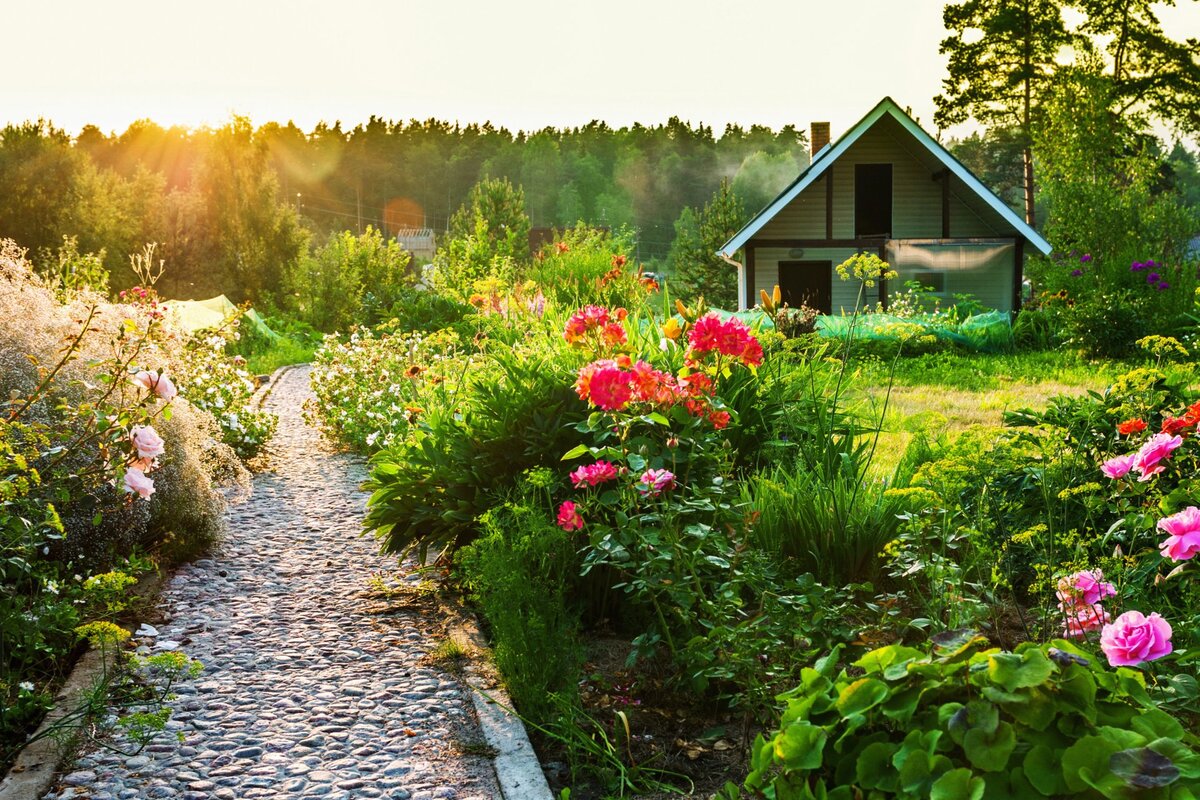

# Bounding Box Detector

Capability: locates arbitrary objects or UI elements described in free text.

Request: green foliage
[363,336,588,560]
[175,315,278,459]
[431,176,533,301]
[456,492,584,723]
[723,637,1200,800]
[669,180,745,309]
[36,236,109,300]
[283,226,413,331]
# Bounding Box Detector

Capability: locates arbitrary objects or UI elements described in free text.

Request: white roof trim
[720,98,1052,257]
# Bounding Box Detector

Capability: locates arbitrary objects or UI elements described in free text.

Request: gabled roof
[719,97,1052,256]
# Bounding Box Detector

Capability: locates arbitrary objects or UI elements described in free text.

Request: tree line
[0,115,810,303]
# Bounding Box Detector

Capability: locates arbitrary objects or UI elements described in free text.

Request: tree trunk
[1023,144,1037,228]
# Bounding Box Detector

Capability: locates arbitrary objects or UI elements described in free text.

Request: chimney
[811,122,830,157]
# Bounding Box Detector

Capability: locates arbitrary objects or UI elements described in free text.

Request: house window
[855,163,892,238]
[912,271,946,295]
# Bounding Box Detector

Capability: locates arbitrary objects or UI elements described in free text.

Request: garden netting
[815,309,1013,352]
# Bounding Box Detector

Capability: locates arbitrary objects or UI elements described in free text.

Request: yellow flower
[661,318,682,340]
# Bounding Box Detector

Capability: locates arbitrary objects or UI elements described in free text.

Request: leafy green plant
[722,635,1200,800]
[456,484,584,723]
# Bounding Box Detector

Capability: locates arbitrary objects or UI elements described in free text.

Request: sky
[4,0,1199,142]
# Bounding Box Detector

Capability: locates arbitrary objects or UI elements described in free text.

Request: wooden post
[1013,238,1025,311]
[745,247,756,310]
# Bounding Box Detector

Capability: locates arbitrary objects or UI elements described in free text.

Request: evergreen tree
[669,180,745,309]
[935,0,1075,227]
[447,176,531,263]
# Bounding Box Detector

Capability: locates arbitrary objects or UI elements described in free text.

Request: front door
[778,261,832,314]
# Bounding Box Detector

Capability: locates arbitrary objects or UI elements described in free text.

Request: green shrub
[456,490,583,723]
[364,343,588,559]
[282,226,413,331]
[723,635,1200,800]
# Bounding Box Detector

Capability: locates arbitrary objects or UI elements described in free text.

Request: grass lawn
[848,350,1135,476]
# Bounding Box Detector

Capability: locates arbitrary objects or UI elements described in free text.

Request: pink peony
[1100,454,1136,479]
[1157,506,1200,562]
[130,425,165,459]
[638,468,676,496]
[1132,433,1183,481]
[569,461,619,489]
[586,366,633,411]
[556,501,583,532]
[1055,569,1116,607]
[123,467,155,500]
[1061,603,1111,639]
[1100,611,1173,666]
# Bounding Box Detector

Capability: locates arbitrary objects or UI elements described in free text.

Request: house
[719,98,1052,313]
[395,227,437,265]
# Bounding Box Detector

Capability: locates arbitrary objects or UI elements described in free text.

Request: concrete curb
[0,569,166,800]
[443,605,555,800]
[250,363,301,410]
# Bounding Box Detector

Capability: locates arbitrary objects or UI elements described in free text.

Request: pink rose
[638,468,676,496]
[131,370,157,391]
[1061,603,1111,639]
[556,501,583,532]
[131,370,177,401]
[1158,506,1200,562]
[569,461,618,489]
[123,467,155,500]
[1055,569,1116,607]
[1100,454,1135,479]
[1132,433,1183,481]
[1100,611,1173,666]
[130,425,165,459]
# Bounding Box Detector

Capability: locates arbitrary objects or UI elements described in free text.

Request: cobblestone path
[46,366,502,800]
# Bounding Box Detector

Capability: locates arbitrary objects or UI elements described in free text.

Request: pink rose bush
[557,501,584,532]
[1100,610,1173,666]
[570,461,619,489]
[1100,454,1135,479]
[1055,569,1116,639]
[130,425,165,459]
[122,467,156,499]
[1132,432,1183,480]
[637,469,676,497]
[130,369,178,402]
[1158,506,1200,562]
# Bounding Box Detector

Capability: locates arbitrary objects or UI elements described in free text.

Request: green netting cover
[815,310,1012,352]
[163,295,277,338]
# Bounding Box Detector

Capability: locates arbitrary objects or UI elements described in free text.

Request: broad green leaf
[930,768,985,800]
[1023,745,1069,796]
[773,721,827,771]
[1131,709,1184,742]
[988,650,1054,692]
[963,721,1016,773]
[1109,747,1180,789]
[560,444,590,460]
[856,741,899,791]
[836,678,889,716]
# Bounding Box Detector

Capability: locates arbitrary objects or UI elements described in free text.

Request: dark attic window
[855,163,892,238]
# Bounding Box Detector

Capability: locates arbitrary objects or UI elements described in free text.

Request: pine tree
[669,180,745,309]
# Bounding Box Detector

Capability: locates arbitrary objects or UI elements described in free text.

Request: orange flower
[1117,418,1146,435]
[611,254,627,267]
[556,241,570,254]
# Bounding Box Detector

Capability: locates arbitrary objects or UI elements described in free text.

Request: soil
[536,638,755,800]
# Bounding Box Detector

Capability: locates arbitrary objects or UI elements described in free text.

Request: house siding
[744,120,1018,311]
[754,126,1004,241]
[752,247,867,313]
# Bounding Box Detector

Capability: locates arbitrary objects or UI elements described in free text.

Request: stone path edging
[38,366,506,800]
[0,364,300,800]
[442,608,553,800]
